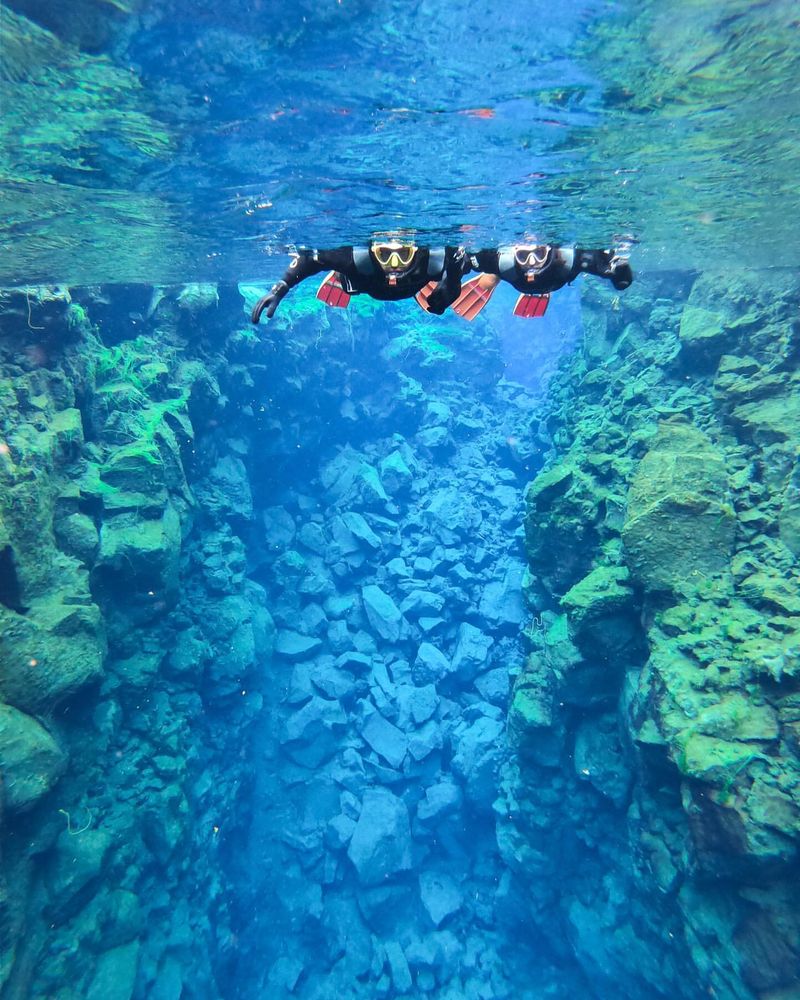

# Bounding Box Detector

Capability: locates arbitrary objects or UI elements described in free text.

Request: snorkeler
[453,245,633,320]
[250,242,468,323]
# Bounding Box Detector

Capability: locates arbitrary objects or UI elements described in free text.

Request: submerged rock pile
[504,270,800,998]
[239,361,547,998]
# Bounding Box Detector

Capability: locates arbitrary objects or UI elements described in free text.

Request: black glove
[608,256,633,290]
[426,282,452,315]
[251,280,289,324]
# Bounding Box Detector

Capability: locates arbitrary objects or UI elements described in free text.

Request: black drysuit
[468,248,633,294]
[251,246,468,322]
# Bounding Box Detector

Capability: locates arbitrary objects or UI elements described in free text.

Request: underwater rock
[194,455,253,523]
[87,940,140,1000]
[360,709,408,769]
[347,787,412,885]
[262,506,296,550]
[416,780,462,823]
[0,702,66,811]
[95,506,182,606]
[321,448,389,508]
[474,668,509,706]
[779,461,800,556]
[274,630,323,661]
[341,511,382,550]
[0,597,105,713]
[729,386,800,446]
[176,283,219,314]
[284,696,347,748]
[413,642,451,685]
[678,272,754,364]
[451,715,505,808]
[361,585,403,643]
[207,621,256,687]
[477,559,526,629]
[423,487,482,540]
[46,827,113,924]
[450,623,494,680]
[100,443,166,495]
[54,511,99,564]
[524,460,602,595]
[622,422,735,593]
[417,425,451,450]
[560,564,640,658]
[419,871,463,928]
[379,451,414,495]
[407,720,443,762]
[297,520,327,555]
[573,714,632,807]
[397,683,438,726]
[400,590,445,618]
[384,940,413,993]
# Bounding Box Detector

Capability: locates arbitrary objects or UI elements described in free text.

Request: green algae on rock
[622,421,736,594]
[510,268,800,998]
[0,704,66,811]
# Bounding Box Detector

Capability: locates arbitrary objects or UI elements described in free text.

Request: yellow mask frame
[371,242,418,270]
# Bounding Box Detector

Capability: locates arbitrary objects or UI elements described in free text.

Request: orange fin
[317,271,351,308]
[415,281,438,312]
[513,292,549,318]
[453,275,498,321]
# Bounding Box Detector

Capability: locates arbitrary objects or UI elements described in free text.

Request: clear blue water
[3,0,800,282]
[2,3,800,1000]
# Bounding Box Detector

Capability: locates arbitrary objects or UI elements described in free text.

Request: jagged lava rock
[347,787,412,885]
[361,584,403,643]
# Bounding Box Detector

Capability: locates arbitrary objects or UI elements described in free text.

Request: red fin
[513,293,550,318]
[453,276,498,321]
[415,281,438,312]
[317,271,351,308]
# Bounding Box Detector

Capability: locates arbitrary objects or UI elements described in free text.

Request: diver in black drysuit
[450,245,633,320]
[250,243,468,323]
[469,246,633,294]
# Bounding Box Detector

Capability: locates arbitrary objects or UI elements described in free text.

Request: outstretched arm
[575,249,633,290]
[251,249,351,323]
[467,250,501,275]
[425,246,469,314]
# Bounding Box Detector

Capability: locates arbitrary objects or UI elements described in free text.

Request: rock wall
[506,269,800,998]
[0,285,272,999]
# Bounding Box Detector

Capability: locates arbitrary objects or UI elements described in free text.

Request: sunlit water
[2,3,800,999]
[2,0,800,284]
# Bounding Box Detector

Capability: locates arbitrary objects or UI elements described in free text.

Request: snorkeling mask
[371,242,418,272]
[514,245,553,280]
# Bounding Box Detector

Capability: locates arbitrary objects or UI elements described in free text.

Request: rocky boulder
[347,788,412,885]
[622,422,735,594]
[0,703,66,811]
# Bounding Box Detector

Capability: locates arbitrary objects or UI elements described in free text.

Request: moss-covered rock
[622,422,735,594]
[0,597,105,713]
[0,702,66,811]
[46,827,113,924]
[561,564,640,657]
[525,460,604,595]
[728,378,800,446]
[94,505,181,605]
[54,512,99,564]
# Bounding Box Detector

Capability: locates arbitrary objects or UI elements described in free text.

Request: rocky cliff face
[0,285,272,999]
[507,269,800,998]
